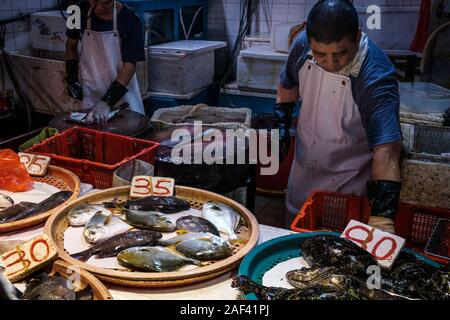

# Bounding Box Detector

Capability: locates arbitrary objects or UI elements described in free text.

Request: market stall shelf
[44,186,259,288]
[0,166,80,234]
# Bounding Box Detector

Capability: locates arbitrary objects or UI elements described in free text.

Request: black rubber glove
[101,80,128,109]
[273,102,295,162]
[65,59,83,100]
[367,180,401,233]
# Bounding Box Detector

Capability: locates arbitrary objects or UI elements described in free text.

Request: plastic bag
[0,149,34,192]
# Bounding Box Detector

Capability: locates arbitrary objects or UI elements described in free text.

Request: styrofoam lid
[148,40,227,54]
[239,45,288,61]
[31,10,67,18]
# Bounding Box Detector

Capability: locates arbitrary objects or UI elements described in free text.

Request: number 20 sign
[130,176,175,198]
[341,219,406,269]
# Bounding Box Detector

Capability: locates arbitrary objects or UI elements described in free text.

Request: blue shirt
[280,31,402,149]
[66,1,145,63]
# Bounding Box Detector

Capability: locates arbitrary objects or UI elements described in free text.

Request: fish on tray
[176,215,220,236]
[71,230,162,262]
[104,196,190,214]
[122,209,176,232]
[202,201,241,240]
[117,246,202,272]
[68,204,111,227]
[0,191,72,224]
[0,264,22,300]
[159,232,232,260]
[84,211,132,244]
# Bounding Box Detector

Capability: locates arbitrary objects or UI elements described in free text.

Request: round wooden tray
[49,260,113,300]
[44,186,260,288]
[0,166,81,234]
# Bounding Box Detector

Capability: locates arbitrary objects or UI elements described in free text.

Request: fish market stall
[44,185,259,287]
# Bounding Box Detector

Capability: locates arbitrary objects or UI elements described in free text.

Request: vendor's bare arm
[116,62,136,87]
[372,141,401,181]
[276,84,299,103]
[65,38,79,60]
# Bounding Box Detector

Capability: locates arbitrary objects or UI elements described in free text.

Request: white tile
[287,4,306,22]
[0,0,12,11]
[224,3,240,21]
[40,0,57,9]
[11,1,26,11]
[271,4,289,22]
[27,0,40,10]
[4,33,15,50]
[14,31,30,50]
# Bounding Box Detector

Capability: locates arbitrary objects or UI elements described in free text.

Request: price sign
[0,234,58,282]
[130,176,175,198]
[18,153,51,176]
[341,219,405,269]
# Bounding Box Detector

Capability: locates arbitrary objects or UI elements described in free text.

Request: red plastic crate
[25,127,159,189]
[291,190,450,262]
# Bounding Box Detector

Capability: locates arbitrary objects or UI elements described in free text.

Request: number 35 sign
[341,219,406,269]
[130,176,175,198]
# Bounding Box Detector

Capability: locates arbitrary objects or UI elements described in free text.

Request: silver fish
[202,202,241,240]
[68,204,111,227]
[0,193,14,209]
[83,211,132,244]
[117,246,202,272]
[159,232,232,260]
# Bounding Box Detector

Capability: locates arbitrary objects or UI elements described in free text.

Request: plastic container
[30,11,67,52]
[147,40,226,96]
[238,232,443,300]
[399,82,450,113]
[291,190,450,253]
[25,127,160,189]
[237,45,288,92]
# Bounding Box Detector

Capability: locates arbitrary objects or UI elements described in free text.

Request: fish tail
[231,275,270,299]
[71,248,99,262]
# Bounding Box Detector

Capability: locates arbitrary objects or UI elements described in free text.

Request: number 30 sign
[130,176,175,198]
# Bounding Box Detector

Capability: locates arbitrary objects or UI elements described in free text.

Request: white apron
[285,59,373,225]
[79,2,144,114]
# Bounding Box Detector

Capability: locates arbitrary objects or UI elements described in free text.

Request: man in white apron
[65,0,145,124]
[275,0,402,232]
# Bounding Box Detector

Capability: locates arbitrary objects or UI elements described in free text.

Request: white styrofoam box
[237,45,288,92]
[271,22,299,53]
[6,48,148,115]
[147,40,226,96]
[30,11,67,52]
[399,82,450,113]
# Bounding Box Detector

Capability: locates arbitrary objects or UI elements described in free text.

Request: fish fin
[176,229,190,235]
[71,247,100,262]
[75,286,93,300]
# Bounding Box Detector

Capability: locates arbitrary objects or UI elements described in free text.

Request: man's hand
[368,216,395,234]
[85,101,110,125]
[65,59,83,100]
[273,102,295,163]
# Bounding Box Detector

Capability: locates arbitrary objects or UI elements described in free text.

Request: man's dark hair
[306,0,359,44]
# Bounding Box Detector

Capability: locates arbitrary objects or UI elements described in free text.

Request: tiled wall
[208,0,422,50]
[0,0,57,51]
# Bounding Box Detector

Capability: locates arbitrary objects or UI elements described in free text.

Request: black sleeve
[121,11,145,63]
[66,1,90,40]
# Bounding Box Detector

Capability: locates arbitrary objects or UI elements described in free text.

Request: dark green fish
[104,196,190,214]
[117,246,202,272]
[71,230,162,262]
[123,210,175,232]
[0,202,36,224]
[4,191,72,223]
